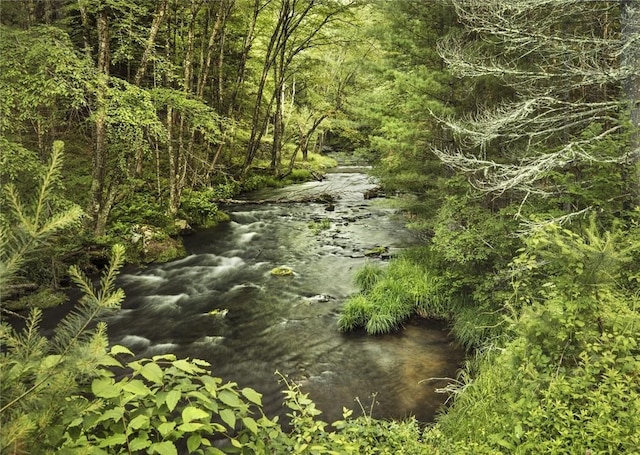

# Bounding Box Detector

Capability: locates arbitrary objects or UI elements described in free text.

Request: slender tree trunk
[210,0,263,175]
[134,0,168,86]
[271,73,285,173]
[621,1,640,202]
[196,0,232,100]
[167,106,178,214]
[88,8,111,236]
[169,1,201,215]
[78,2,92,60]
[228,0,260,115]
[243,1,287,176]
[133,0,169,176]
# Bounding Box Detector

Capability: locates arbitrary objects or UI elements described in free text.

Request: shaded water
[106,168,463,423]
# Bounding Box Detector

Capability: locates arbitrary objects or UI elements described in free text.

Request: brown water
[105,168,463,424]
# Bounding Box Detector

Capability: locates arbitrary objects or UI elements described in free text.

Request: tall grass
[353,262,385,293]
[339,248,455,335]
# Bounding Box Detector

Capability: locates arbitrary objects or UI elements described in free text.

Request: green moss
[308,218,331,234]
[271,266,294,276]
[364,245,389,257]
[3,288,67,311]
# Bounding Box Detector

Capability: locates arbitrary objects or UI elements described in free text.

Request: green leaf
[177,422,204,432]
[191,358,211,367]
[182,406,209,423]
[128,414,150,430]
[140,362,164,384]
[166,390,181,412]
[187,434,202,453]
[122,379,152,396]
[241,388,262,406]
[157,421,176,437]
[152,353,177,362]
[111,345,135,356]
[242,417,258,435]
[150,441,178,455]
[129,435,152,451]
[95,407,125,424]
[219,390,241,408]
[172,359,197,373]
[220,408,236,429]
[98,433,127,448]
[92,377,120,398]
[98,355,123,368]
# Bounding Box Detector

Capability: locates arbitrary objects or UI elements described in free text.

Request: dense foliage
[2,0,640,453]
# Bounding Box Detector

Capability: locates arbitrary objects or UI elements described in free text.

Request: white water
[105,169,462,423]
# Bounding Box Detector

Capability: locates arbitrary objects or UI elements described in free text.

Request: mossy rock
[143,236,186,263]
[3,288,67,311]
[271,266,294,276]
[364,246,389,257]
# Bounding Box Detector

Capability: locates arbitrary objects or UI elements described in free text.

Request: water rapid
[106,168,463,423]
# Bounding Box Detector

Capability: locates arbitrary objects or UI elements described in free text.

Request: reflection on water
[105,170,463,423]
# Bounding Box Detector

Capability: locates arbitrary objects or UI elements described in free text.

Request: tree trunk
[243,3,286,176]
[88,8,111,236]
[167,106,178,215]
[134,0,168,86]
[271,76,285,174]
[133,0,169,176]
[169,0,201,215]
[621,1,640,202]
[196,0,232,100]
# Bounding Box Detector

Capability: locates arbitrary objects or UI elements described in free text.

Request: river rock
[307,294,334,303]
[174,219,194,235]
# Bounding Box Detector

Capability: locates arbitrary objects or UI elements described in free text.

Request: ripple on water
[119,273,167,288]
[192,335,225,346]
[118,335,151,351]
[142,343,180,356]
[139,294,188,315]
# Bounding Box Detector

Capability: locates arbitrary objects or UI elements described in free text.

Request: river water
[105,167,463,424]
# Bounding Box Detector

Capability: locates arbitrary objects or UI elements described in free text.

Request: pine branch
[0,245,125,415]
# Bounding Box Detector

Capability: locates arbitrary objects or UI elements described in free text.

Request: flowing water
[105,167,463,424]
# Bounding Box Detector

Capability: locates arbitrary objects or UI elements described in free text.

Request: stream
[105,167,463,424]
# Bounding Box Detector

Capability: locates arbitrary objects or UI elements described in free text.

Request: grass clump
[339,247,452,334]
[308,218,331,235]
[353,263,385,293]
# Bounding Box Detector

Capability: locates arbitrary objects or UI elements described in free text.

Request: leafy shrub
[63,351,282,454]
[109,189,172,231]
[0,245,126,453]
[179,188,220,228]
[436,219,640,453]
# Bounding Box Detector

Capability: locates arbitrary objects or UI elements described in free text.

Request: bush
[436,219,640,453]
[179,188,220,228]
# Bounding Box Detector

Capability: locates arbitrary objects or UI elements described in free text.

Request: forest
[1,0,639,453]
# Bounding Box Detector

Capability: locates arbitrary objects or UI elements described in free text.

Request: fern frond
[4,184,35,236]
[16,309,47,360]
[35,205,84,238]
[0,414,35,454]
[33,141,65,230]
[68,265,97,302]
[51,245,126,355]
[96,244,126,301]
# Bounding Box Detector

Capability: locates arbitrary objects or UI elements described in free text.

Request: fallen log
[215,192,336,205]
